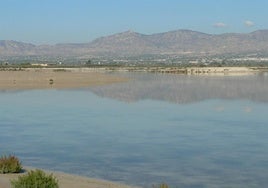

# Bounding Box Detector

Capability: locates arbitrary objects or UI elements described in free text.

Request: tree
[86,59,92,66]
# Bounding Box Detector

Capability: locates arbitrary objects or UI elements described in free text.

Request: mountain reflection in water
[1,72,268,187]
[89,73,268,103]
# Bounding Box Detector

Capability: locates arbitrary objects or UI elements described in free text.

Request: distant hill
[0,40,35,56]
[1,29,268,58]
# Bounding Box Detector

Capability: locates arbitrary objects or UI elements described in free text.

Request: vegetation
[0,155,22,174]
[49,78,54,85]
[85,59,92,66]
[152,183,169,188]
[53,69,68,72]
[11,169,59,188]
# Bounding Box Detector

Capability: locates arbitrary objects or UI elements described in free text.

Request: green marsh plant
[0,155,22,174]
[11,169,59,188]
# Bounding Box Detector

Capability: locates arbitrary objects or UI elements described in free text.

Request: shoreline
[0,68,126,90]
[0,167,137,188]
[102,66,266,75]
[1,66,265,90]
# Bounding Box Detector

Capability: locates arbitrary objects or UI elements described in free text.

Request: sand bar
[0,167,136,188]
[0,68,126,90]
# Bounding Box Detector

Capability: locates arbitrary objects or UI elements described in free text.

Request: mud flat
[185,67,259,75]
[147,66,260,75]
[102,66,265,75]
[0,68,126,90]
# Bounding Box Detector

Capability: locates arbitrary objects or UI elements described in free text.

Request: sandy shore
[0,168,136,188]
[0,68,126,90]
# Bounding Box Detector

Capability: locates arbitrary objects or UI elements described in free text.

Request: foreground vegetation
[11,169,59,188]
[0,155,22,174]
[0,155,59,188]
[0,155,174,188]
[153,183,169,188]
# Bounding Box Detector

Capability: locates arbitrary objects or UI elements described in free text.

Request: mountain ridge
[1,29,268,58]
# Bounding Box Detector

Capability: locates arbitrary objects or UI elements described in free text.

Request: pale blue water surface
[1,73,268,188]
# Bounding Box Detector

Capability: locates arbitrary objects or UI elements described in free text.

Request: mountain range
[1,29,268,58]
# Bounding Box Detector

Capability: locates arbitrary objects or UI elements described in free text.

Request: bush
[159,183,169,188]
[0,155,22,174]
[153,183,169,188]
[11,169,59,188]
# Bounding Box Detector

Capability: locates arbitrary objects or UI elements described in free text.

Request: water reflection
[1,73,268,188]
[90,73,268,103]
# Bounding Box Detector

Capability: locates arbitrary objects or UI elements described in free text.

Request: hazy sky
[1,0,267,44]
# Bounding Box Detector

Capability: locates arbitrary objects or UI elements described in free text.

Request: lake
[1,72,268,187]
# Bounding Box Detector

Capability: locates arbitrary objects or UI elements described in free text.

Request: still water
[1,73,268,187]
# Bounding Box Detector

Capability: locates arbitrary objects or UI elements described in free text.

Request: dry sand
[0,68,126,90]
[0,168,136,188]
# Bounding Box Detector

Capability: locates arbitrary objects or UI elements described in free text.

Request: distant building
[31,63,48,67]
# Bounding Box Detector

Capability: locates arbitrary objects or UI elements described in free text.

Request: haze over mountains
[1,29,268,58]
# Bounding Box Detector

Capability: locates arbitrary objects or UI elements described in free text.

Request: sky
[1,0,267,44]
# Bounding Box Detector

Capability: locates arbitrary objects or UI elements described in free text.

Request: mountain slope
[89,30,162,56]
[1,29,268,58]
[0,40,36,56]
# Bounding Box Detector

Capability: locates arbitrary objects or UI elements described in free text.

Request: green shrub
[153,183,169,188]
[11,169,59,188]
[159,183,169,188]
[0,155,22,174]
